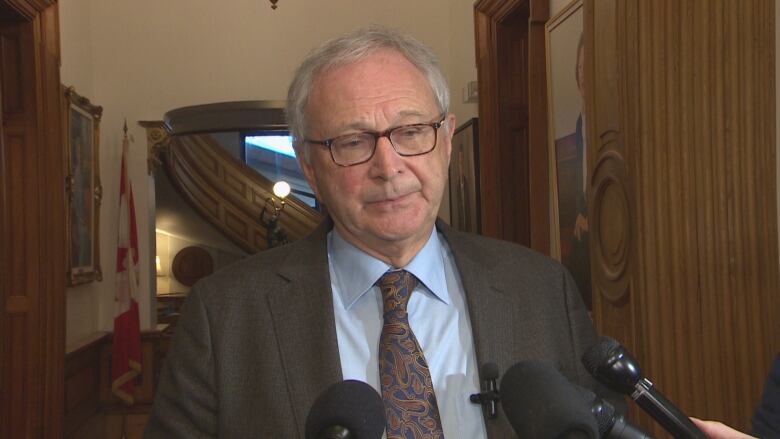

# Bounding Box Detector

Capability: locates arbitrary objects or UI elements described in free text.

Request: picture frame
[63,86,103,286]
[448,118,481,234]
[546,0,592,308]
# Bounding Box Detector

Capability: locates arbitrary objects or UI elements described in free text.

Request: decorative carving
[588,0,780,434]
[141,122,171,175]
[590,152,630,302]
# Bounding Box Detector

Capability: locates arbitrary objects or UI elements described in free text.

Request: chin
[366,213,432,243]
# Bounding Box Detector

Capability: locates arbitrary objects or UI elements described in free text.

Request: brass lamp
[260,181,291,248]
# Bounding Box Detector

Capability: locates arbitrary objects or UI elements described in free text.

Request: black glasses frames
[305,114,447,167]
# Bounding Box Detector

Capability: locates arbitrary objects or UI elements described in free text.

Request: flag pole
[111,120,142,406]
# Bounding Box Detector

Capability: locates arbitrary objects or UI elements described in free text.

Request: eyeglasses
[305,114,446,167]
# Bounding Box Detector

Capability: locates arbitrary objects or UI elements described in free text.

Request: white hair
[285,27,450,162]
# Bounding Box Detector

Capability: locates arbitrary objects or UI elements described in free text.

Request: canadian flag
[111,130,142,405]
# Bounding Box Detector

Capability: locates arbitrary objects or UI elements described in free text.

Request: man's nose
[368,136,403,179]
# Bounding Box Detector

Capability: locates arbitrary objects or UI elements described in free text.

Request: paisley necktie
[377,270,444,439]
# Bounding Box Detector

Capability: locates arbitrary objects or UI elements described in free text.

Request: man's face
[299,49,455,258]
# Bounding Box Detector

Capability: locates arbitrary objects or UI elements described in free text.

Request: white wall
[60,0,98,344]
[60,0,481,343]
[550,0,572,18]
[449,0,480,123]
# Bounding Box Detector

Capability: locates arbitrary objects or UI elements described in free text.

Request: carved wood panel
[588,0,780,433]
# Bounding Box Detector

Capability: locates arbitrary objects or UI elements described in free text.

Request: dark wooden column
[0,1,65,437]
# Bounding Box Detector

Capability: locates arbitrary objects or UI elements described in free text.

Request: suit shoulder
[447,229,564,273]
[188,242,298,302]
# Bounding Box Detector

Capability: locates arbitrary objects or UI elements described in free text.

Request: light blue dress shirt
[328,227,488,439]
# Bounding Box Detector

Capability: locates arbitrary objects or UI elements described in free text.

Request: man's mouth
[367,192,413,205]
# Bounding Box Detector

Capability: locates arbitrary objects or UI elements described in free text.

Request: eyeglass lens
[331,124,437,166]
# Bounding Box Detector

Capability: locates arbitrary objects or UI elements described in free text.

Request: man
[146,27,618,438]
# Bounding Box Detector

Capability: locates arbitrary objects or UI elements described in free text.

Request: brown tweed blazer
[145,220,618,438]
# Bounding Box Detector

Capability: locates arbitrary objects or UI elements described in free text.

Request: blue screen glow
[245,135,296,158]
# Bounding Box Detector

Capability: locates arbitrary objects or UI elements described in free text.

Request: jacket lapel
[439,221,539,437]
[266,221,343,434]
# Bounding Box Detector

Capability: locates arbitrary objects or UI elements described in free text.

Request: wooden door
[475,0,551,252]
[0,1,65,437]
[587,0,780,433]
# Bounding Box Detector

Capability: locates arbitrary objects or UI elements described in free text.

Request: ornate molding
[139,121,171,175]
[590,151,630,303]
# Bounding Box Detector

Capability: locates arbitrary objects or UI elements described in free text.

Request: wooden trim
[163,100,287,136]
[527,0,550,253]
[474,0,550,252]
[4,0,55,19]
[0,2,65,437]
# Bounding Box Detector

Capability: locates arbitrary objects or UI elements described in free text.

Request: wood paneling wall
[587,0,779,433]
[65,329,168,439]
[0,1,65,438]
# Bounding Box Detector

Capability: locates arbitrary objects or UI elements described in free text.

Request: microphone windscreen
[576,386,615,437]
[581,336,620,376]
[304,380,386,439]
[500,360,599,439]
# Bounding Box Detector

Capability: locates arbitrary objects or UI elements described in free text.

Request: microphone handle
[608,414,655,439]
[320,425,351,439]
[632,379,707,439]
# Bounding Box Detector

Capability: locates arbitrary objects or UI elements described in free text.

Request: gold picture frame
[448,118,481,233]
[546,0,592,308]
[63,86,103,286]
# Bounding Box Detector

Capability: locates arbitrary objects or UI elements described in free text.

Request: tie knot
[376,270,417,315]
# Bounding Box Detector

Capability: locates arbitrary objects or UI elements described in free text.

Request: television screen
[242,132,317,208]
[245,134,296,158]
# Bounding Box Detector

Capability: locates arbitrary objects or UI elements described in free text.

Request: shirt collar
[327,227,451,310]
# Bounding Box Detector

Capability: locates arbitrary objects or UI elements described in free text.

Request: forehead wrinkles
[306,60,438,136]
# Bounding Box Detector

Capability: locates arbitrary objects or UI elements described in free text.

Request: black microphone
[469,362,500,419]
[581,337,708,439]
[500,360,599,438]
[577,386,654,439]
[304,380,386,439]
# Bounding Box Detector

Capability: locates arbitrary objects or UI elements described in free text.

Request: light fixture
[155,255,163,276]
[269,0,279,9]
[260,181,291,248]
[273,181,291,199]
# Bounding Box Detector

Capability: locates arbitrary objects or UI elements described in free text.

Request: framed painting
[546,0,592,308]
[63,86,103,286]
[448,118,481,233]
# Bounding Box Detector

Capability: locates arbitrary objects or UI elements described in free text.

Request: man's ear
[441,113,457,162]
